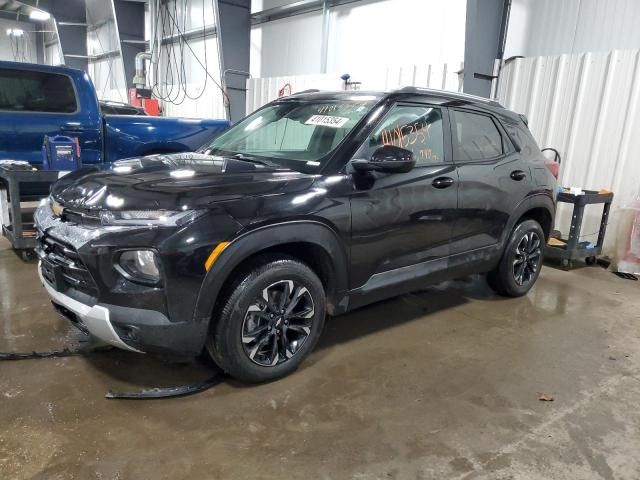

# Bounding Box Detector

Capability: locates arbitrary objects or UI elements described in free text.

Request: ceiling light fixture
[29,10,51,21]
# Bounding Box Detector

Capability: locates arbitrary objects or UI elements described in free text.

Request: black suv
[35,88,557,382]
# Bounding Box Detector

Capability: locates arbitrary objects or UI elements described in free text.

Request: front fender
[192,220,350,329]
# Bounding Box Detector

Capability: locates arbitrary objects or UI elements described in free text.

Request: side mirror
[352,145,415,174]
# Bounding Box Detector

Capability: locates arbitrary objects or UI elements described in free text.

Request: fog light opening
[118,250,161,284]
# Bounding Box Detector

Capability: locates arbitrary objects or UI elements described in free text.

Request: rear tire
[207,256,326,383]
[488,219,545,297]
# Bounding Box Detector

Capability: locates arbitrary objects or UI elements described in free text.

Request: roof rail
[394,86,502,107]
[290,89,321,96]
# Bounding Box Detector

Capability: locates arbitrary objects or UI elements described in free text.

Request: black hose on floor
[1,344,225,400]
[0,347,82,360]
[105,374,225,400]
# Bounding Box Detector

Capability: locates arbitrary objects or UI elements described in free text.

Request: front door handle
[432,177,455,189]
[510,170,526,181]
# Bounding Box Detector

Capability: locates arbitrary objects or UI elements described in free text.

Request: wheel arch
[503,193,556,245]
[193,221,350,331]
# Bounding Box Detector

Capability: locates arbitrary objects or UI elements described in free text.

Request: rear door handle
[432,177,455,189]
[510,170,526,181]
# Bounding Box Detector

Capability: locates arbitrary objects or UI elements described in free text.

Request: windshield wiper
[231,153,274,167]
[203,148,277,167]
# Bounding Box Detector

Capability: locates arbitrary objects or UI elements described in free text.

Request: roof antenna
[341,74,361,91]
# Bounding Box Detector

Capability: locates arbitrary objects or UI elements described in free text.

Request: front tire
[488,219,545,297]
[207,256,326,383]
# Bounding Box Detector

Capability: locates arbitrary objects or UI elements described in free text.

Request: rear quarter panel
[103,115,230,162]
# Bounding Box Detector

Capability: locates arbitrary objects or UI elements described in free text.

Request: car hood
[50,152,317,211]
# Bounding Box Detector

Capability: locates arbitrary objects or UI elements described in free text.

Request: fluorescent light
[6,28,24,37]
[29,10,51,21]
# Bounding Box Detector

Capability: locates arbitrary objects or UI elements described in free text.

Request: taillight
[545,160,560,179]
[541,148,561,179]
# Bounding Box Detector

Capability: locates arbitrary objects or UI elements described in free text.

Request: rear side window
[505,121,540,157]
[451,110,503,161]
[0,68,77,113]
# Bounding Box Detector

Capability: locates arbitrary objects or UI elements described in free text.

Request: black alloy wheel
[512,231,542,286]
[241,280,315,367]
[487,219,545,297]
[207,256,326,383]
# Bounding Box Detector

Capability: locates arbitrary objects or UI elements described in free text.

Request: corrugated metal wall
[496,49,640,257]
[246,63,463,113]
[506,0,640,58]
[251,0,466,78]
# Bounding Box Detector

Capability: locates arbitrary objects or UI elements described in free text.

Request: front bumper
[38,262,143,353]
[34,201,219,356]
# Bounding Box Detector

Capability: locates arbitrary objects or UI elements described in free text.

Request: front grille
[37,233,98,297]
[61,208,102,227]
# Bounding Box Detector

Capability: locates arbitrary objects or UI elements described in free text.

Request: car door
[0,67,101,165]
[348,103,458,291]
[449,108,533,254]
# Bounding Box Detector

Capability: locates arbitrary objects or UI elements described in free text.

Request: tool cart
[0,164,60,260]
[545,189,614,267]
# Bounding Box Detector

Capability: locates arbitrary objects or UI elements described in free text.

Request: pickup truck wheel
[488,219,545,297]
[207,256,326,383]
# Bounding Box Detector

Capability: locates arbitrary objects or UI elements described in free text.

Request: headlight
[118,250,161,284]
[99,209,203,226]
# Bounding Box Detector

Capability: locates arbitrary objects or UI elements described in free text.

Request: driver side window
[357,105,445,165]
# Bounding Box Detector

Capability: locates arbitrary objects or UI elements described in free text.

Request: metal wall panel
[506,0,640,58]
[496,50,640,256]
[246,62,463,113]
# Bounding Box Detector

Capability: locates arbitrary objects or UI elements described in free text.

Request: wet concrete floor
[1,238,639,479]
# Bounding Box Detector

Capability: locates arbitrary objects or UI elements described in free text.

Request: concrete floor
[1,239,639,480]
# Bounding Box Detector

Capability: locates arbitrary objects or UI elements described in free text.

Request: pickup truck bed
[0,61,230,166]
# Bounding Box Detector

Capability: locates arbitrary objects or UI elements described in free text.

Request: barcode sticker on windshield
[305,115,349,128]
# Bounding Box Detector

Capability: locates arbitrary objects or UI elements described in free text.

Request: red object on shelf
[128,88,161,116]
[142,98,161,116]
[128,87,140,106]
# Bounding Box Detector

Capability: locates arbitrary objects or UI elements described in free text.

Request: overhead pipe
[320,0,329,73]
[149,0,159,64]
[132,0,157,88]
[133,51,152,88]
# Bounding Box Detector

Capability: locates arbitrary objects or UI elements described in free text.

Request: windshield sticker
[315,103,370,115]
[305,115,350,128]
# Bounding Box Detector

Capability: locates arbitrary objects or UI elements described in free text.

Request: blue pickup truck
[0,61,230,165]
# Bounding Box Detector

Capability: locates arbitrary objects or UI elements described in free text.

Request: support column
[33,0,88,71]
[114,0,145,90]
[214,0,251,123]
[35,29,44,64]
[463,0,509,98]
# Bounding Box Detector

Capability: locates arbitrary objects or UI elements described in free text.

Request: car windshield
[201,99,377,170]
